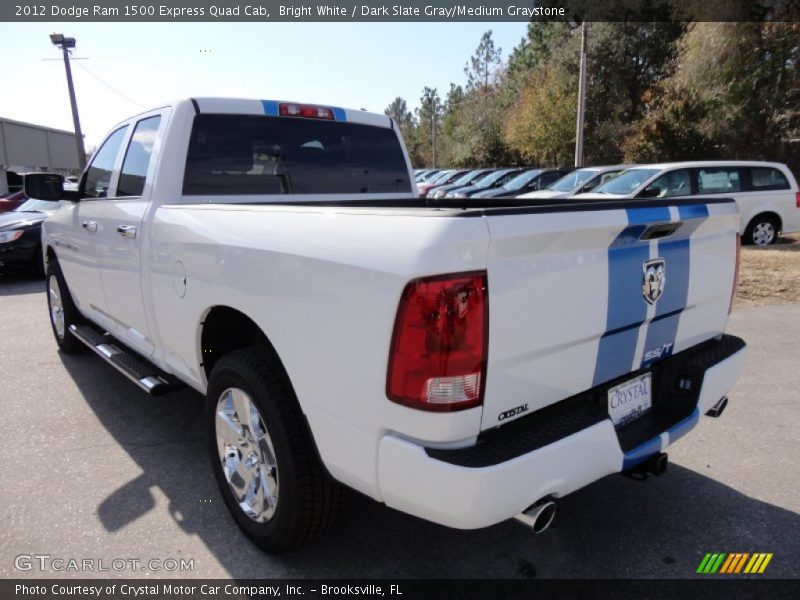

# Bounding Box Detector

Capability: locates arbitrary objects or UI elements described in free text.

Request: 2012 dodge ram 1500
[26,98,746,553]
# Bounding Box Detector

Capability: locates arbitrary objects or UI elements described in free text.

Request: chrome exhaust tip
[706,396,728,418]
[514,499,556,534]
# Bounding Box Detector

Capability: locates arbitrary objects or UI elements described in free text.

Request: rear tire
[744,215,779,246]
[46,259,85,354]
[206,348,343,553]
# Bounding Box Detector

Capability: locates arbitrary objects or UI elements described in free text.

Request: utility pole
[50,33,86,170]
[574,21,588,168]
[431,96,437,169]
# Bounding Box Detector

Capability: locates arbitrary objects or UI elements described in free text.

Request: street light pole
[50,33,86,170]
[431,96,437,169]
[574,22,588,168]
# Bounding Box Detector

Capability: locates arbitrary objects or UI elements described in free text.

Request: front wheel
[745,215,779,246]
[46,260,85,353]
[206,348,343,553]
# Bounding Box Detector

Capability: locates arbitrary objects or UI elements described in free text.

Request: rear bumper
[376,335,746,529]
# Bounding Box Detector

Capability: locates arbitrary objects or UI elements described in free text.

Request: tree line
[386,22,800,174]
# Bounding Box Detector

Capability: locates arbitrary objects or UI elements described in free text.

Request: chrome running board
[69,324,175,396]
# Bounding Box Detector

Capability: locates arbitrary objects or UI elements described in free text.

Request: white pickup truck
[26,98,747,553]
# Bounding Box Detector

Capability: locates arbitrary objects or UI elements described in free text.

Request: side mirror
[638,187,662,199]
[24,173,64,201]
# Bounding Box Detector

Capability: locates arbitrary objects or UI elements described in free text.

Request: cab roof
[190,97,392,129]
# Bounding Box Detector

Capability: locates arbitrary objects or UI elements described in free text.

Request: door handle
[116,225,137,238]
[81,220,98,232]
[640,222,682,241]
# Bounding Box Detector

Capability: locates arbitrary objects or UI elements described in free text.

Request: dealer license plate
[607,373,652,427]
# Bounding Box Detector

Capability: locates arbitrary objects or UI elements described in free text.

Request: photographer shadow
[59,352,799,578]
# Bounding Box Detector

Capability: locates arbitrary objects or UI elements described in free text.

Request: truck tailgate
[480,200,739,431]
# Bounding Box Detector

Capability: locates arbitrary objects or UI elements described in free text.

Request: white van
[578,161,800,245]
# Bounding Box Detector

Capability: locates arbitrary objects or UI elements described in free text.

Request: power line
[73,60,147,109]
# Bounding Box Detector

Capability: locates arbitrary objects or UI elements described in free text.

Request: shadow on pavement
[58,352,799,579]
[0,272,45,297]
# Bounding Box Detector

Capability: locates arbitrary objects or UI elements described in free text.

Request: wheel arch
[198,305,290,389]
[746,210,782,233]
[198,305,334,485]
[45,245,57,265]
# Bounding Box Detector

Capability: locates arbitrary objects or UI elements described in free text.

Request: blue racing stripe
[626,206,671,225]
[592,218,650,387]
[593,206,671,387]
[677,204,709,220]
[620,408,700,470]
[622,436,662,470]
[261,100,279,116]
[640,204,709,367]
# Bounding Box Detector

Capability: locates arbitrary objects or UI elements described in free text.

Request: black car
[426,168,495,199]
[472,168,575,198]
[444,168,527,198]
[0,198,63,275]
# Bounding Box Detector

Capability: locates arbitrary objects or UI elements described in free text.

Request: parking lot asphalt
[0,273,798,580]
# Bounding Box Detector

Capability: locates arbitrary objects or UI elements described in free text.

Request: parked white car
[577,161,800,245]
[518,165,630,199]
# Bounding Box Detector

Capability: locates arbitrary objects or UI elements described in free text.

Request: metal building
[0,117,81,194]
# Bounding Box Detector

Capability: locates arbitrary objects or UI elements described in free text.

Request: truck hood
[449,185,491,197]
[472,187,523,199]
[0,211,47,231]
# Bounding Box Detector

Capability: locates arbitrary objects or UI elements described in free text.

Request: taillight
[795,191,800,208]
[387,272,488,412]
[279,103,335,120]
[729,234,741,314]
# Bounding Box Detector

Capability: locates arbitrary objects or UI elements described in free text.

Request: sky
[1,22,527,149]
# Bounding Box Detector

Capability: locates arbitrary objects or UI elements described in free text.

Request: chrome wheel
[48,274,65,340]
[215,387,279,523]
[752,221,776,246]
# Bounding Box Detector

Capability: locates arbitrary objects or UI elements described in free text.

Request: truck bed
[189,194,735,216]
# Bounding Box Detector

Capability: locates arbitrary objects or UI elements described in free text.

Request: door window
[641,169,692,198]
[117,116,162,197]
[82,126,128,199]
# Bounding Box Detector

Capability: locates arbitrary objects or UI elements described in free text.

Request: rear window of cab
[182,114,410,196]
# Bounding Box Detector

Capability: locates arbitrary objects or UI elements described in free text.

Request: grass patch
[735,232,800,307]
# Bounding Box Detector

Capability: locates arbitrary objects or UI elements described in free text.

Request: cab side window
[697,168,741,194]
[117,116,162,197]
[642,169,692,198]
[82,126,128,199]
